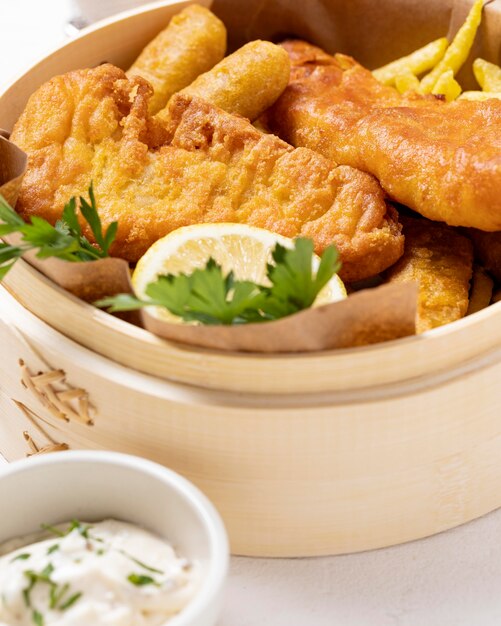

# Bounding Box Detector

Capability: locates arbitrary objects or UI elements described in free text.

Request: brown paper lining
[212,0,501,89]
[0,131,26,206]
[142,282,418,352]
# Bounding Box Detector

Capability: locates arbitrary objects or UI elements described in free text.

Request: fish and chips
[3,0,501,338]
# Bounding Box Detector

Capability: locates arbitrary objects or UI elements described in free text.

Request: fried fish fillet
[11,64,403,281]
[127,4,226,115]
[384,217,473,333]
[266,40,501,232]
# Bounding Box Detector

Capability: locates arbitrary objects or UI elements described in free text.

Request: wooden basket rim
[4,258,501,395]
[1,0,499,395]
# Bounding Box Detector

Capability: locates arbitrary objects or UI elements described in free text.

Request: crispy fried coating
[468,229,501,282]
[266,40,501,232]
[157,40,290,122]
[385,217,473,333]
[127,4,226,114]
[11,64,403,281]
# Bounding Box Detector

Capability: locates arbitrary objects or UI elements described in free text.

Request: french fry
[159,41,291,122]
[420,0,484,94]
[431,69,462,101]
[473,58,501,91]
[467,266,494,315]
[459,90,501,100]
[373,38,448,86]
[394,71,421,94]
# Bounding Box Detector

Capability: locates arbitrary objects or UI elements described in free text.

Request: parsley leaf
[0,183,117,278]
[261,238,340,319]
[97,238,341,325]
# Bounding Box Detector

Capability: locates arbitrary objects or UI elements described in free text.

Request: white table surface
[1,2,501,624]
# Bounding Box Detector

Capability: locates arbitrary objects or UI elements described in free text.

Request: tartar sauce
[0,519,199,626]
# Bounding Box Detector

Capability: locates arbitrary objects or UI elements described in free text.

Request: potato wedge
[128,5,226,115]
[159,41,290,122]
[420,0,484,94]
[373,38,448,86]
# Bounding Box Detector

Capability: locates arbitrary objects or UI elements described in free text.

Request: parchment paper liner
[142,282,418,352]
[212,0,501,89]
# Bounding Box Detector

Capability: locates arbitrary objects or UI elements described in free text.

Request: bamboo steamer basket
[2,0,501,557]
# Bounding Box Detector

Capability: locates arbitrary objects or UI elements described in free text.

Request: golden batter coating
[266,40,501,232]
[127,4,226,114]
[385,217,473,333]
[158,40,291,122]
[11,64,404,281]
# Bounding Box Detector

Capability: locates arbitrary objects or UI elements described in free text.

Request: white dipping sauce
[0,520,200,625]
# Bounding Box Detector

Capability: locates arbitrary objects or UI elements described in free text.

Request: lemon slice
[132,223,346,323]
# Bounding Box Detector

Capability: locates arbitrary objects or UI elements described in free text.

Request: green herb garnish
[67,520,92,539]
[41,520,92,539]
[0,183,117,279]
[40,524,66,538]
[119,550,164,575]
[47,544,59,555]
[59,592,83,611]
[23,561,82,615]
[49,583,69,610]
[127,573,160,587]
[97,238,341,325]
[22,564,54,608]
[11,553,31,562]
[32,609,44,626]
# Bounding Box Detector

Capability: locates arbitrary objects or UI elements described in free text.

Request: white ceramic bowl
[0,450,229,626]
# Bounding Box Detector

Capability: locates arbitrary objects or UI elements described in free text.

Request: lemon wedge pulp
[132,223,346,323]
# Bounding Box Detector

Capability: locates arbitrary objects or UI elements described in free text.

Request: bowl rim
[0,450,229,626]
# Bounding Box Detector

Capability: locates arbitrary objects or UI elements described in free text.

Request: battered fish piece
[127,4,226,114]
[385,217,473,333]
[266,40,501,232]
[11,64,404,281]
